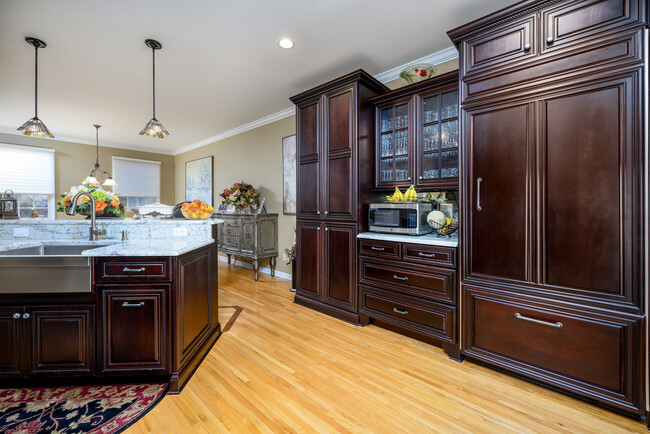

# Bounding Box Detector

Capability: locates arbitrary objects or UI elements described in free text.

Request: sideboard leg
[270,257,276,276]
[253,260,259,281]
[227,254,232,264]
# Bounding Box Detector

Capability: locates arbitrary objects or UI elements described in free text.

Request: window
[0,143,55,219]
[112,156,161,211]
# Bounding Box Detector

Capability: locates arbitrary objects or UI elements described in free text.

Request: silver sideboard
[214,212,278,281]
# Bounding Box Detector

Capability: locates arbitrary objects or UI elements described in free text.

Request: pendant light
[17,37,54,138]
[84,124,117,186]
[139,39,169,138]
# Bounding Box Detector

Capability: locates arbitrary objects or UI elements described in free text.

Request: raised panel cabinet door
[298,101,320,158]
[297,159,321,218]
[542,75,640,306]
[324,87,356,220]
[296,221,322,299]
[323,223,356,311]
[0,308,22,377]
[465,102,531,283]
[28,306,94,376]
[240,218,255,253]
[257,217,278,256]
[297,98,322,219]
[101,287,169,374]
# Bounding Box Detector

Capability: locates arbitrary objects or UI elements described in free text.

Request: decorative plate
[399,64,437,84]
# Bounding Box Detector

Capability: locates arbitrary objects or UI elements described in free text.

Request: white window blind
[112,156,161,197]
[0,143,55,194]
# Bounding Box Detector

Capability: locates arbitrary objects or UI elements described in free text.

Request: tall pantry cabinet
[448,0,648,415]
[290,70,389,323]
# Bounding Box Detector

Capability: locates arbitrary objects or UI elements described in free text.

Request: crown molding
[172,106,296,156]
[373,46,459,83]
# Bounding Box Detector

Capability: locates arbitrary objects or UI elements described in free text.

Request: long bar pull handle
[393,308,408,315]
[123,267,146,273]
[393,275,408,281]
[370,247,385,251]
[122,302,145,308]
[476,178,483,211]
[515,313,563,328]
[418,252,435,258]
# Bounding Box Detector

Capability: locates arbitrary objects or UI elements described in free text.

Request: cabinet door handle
[523,43,531,51]
[393,275,408,281]
[515,313,563,328]
[317,227,321,231]
[476,178,483,211]
[22,313,30,319]
[546,36,554,45]
[418,176,423,180]
[370,246,385,251]
[317,211,321,215]
[123,267,146,273]
[325,227,329,231]
[324,211,328,215]
[408,177,412,181]
[393,308,408,315]
[122,301,145,308]
[13,313,21,319]
[418,252,435,258]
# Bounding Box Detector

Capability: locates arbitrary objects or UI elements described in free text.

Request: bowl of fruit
[180,200,214,220]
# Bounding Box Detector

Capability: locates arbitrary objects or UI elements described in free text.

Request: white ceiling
[0,0,518,155]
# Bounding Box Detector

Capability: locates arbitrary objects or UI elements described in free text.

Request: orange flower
[110,199,119,207]
[95,200,108,212]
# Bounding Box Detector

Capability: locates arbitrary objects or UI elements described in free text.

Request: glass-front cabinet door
[377,102,412,188]
[417,88,459,187]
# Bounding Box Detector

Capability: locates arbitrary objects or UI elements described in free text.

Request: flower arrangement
[219,181,260,210]
[56,182,125,218]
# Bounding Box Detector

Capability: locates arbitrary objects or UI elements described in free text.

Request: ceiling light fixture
[139,39,169,138]
[17,37,54,138]
[84,124,117,186]
[278,38,294,49]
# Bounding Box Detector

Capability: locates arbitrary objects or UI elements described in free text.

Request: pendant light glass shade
[18,37,54,138]
[84,125,117,186]
[140,39,168,138]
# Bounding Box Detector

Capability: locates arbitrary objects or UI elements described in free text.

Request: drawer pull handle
[515,313,563,328]
[393,275,408,281]
[393,308,408,315]
[123,267,146,273]
[122,302,145,308]
[523,43,531,51]
[370,246,385,251]
[418,252,435,258]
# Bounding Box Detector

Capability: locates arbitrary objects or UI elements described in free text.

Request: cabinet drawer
[359,257,455,304]
[360,286,455,343]
[463,287,643,413]
[221,235,240,249]
[403,244,456,268]
[462,13,536,77]
[96,258,171,283]
[359,239,400,260]
[222,223,239,237]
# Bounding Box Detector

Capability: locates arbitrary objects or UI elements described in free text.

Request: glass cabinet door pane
[380,158,393,182]
[441,150,459,178]
[394,104,409,129]
[422,153,439,180]
[423,95,439,124]
[380,108,393,133]
[395,130,408,156]
[441,91,459,120]
[441,120,459,149]
[395,156,409,181]
[423,125,439,151]
[381,133,394,158]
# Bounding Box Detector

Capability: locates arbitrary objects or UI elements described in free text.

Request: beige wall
[0,132,175,217]
[174,116,296,275]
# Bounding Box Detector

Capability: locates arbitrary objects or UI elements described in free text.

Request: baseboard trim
[217,255,291,280]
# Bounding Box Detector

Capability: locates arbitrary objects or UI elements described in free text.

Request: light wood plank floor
[129,262,646,433]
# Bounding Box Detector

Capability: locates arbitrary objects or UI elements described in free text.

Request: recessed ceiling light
[278,38,294,49]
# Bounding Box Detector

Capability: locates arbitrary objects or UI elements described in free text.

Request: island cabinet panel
[28,306,94,377]
[99,287,169,375]
[448,0,647,415]
[0,308,22,377]
[291,70,388,322]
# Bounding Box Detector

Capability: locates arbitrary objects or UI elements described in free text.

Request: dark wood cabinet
[291,70,388,322]
[371,71,460,189]
[448,0,647,415]
[0,308,21,377]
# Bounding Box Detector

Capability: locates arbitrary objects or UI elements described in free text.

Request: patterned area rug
[0,382,167,434]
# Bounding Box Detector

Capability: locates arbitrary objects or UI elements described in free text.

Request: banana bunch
[386,187,403,202]
[386,185,418,202]
[403,185,417,201]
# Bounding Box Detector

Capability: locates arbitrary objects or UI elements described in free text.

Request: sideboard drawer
[222,223,239,237]
[359,239,400,260]
[463,286,643,413]
[221,235,240,249]
[96,258,171,283]
[359,257,455,304]
[403,244,456,268]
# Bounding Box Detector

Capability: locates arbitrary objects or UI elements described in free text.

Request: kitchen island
[0,218,222,393]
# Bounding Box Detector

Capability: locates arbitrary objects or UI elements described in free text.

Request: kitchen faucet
[66,191,105,241]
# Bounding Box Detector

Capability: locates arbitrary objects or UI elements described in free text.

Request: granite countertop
[0,238,214,257]
[0,218,224,225]
[357,231,458,248]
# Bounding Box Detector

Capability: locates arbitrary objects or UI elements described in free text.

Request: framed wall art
[185,156,213,206]
[282,134,296,214]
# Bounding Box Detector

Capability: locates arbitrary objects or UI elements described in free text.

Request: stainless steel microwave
[368,202,433,235]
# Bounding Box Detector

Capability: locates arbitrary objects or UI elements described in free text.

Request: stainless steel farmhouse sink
[0,243,113,294]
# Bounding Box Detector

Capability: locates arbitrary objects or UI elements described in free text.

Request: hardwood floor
[128,262,646,433]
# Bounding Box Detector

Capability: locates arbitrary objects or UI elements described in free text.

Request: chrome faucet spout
[67,191,98,241]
